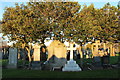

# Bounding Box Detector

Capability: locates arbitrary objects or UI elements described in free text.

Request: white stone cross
[67,42,76,60]
[93,40,101,52]
[92,40,101,56]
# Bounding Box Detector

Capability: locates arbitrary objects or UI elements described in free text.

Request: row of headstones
[1,47,90,60]
[92,40,116,57]
[6,40,82,71]
[5,40,114,71]
[6,47,46,69]
[6,47,114,70]
[4,47,90,69]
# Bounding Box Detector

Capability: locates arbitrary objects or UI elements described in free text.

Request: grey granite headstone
[0,49,2,59]
[93,57,102,68]
[8,48,18,68]
[31,61,42,70]
[101,55,110,68]
[44,55,67,70]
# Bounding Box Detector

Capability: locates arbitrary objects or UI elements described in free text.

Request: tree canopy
[1,2,119,45]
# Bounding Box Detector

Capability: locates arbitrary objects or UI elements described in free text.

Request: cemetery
[1,39,120,78]
[0,1,120,79]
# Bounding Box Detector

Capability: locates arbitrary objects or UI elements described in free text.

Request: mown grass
[75,56,119,65]
[2,68,119,78]
[1,56,120,78]
[110,56,119,64]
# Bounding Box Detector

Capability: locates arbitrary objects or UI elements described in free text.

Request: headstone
[7,48,18,68]
[62,42,81,71]
[98,48,104,57]
[93,56,102,69]
[67,42,76,60]
[103,43,106,51]
[101,55,110,68]
[33,44,41,61]
[31,61,42,70]
[92,40,101,57]
[44,40,67,70]
[47,40,67,60]
[0,48,2,59]
[110,44,115,56]
[31,43,41,70]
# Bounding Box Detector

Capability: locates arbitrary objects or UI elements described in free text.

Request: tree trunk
[22,43,26,68]
[25,46,32,69]
[25,47,31,62]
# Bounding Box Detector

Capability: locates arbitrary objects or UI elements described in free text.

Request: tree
[29,2,81,41]
[96,3,119,42]
[74,3,119,44]
[1,2,81,65]
[70,4,101,44]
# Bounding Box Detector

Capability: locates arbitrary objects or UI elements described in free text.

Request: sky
[0,0,120,42]
[0,0,120,21]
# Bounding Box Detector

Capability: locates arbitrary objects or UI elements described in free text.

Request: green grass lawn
[110,56,119,64]
[75,56,119,65]
[1,56,119,78]
[2,68,119,78]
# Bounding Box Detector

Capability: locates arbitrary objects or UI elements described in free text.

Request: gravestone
[31,43,41,70]
[0,48,2,59]
[93,56,102,69]
[92,40,101,57]
[44,40,67,70]
[110,44,115,56]
[47,40,67,59]
[7,48,18,68]
[33,44,41,61]
[31,61,42,70]
[101,55,110,69]
[62,42,81,71]
[98,48,104,57]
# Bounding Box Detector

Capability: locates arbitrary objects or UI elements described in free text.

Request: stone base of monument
[62,59,82,71]
[43,57,67,71]
[31,61,42,70]
[7,64,17,69]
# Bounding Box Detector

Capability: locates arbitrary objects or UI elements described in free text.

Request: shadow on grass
[2,68,119,78]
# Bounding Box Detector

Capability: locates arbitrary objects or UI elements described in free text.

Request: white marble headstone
[8,48,18,68]
[33,44,41,61]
